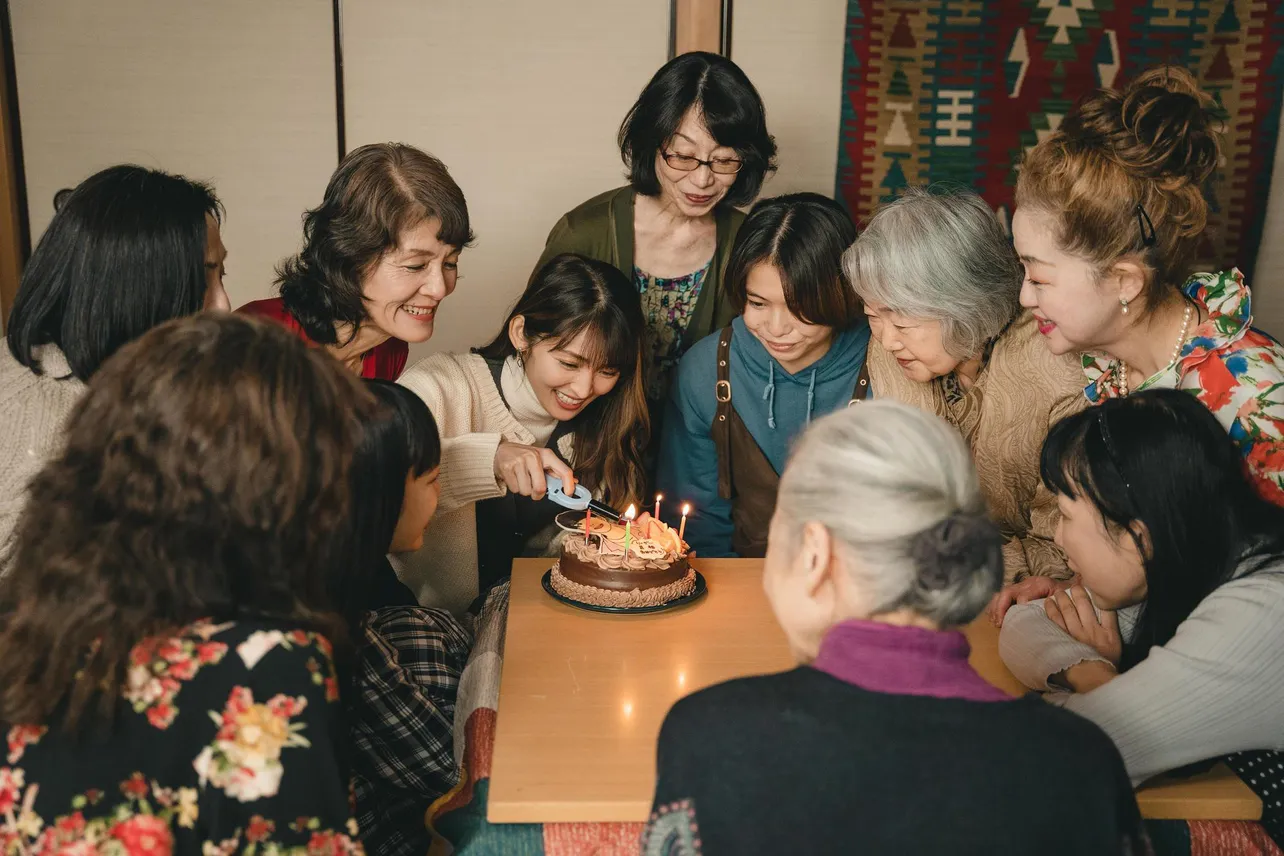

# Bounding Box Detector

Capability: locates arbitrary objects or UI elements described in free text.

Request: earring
[1120,297,1129,316]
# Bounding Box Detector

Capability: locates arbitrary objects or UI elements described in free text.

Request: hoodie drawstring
[805,369,817,424]
[763,362,776,429]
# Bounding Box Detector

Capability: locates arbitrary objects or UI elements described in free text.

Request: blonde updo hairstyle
[1015,66,1222,316]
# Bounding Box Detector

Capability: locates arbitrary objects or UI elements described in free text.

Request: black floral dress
[0,620,363,855]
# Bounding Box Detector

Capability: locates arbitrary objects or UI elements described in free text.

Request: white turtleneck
[500,355,558,447]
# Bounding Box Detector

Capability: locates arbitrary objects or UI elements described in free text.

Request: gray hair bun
[909,512,1002,591]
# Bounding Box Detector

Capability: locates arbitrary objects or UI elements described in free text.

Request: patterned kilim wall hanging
[835,0,1284,277]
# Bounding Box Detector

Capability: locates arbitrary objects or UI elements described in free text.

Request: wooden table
[489,558,1261,823]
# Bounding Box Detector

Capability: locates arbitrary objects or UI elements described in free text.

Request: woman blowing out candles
[395,254,648,614]
[644,402,1144,855]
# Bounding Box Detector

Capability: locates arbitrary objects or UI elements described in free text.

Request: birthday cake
[550,512,696,608]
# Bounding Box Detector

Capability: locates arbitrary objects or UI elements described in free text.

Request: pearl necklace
[1118,302,1193,397]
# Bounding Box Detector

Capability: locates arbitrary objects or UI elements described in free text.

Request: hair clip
[1135,203,1156,248]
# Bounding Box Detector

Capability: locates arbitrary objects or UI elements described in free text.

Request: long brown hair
[0,314,376,730]
[277,142,474,345]
[1016,66,1222,315]
[476,254,648,506]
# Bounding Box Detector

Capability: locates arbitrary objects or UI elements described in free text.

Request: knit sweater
[868,310,1087,582]
[0,343,86,565]
[394,353,575,615]
[644,620,1145,855]
[998,559,1284,785]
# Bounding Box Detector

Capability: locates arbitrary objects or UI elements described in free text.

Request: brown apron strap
[713,326,734,500]
[849,356,871,405]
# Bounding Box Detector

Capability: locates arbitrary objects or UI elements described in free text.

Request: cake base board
[541,569,707,615]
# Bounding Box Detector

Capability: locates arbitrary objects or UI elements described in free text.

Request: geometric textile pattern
[835,0,1284,277]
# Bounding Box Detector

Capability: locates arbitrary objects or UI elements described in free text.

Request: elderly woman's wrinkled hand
[1043,585,1122,666]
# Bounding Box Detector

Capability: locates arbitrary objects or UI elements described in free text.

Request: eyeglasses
[662,151,743,175]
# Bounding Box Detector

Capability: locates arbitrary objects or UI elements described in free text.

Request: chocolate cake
[550,513,696,608]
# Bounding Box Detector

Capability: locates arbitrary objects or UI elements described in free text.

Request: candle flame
[682,503,691,515]
[624,504,637,520]
[655,493,663,501]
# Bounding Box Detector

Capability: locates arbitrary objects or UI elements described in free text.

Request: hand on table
[1043,585,1122,666]
[987,574,1076,626]
[494,442,575,500]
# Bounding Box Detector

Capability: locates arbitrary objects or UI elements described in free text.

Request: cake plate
[541,570,707,615]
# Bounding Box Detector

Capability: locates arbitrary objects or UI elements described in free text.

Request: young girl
[242,143,472,380]
[998,390,1284,842]
[645,403,1144,854]
[343,380,472,856]
[1013,66,1284,504]
[395,253,648,613]
[657,192,867,557]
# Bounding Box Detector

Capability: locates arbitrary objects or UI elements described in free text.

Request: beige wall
[10,0,337,313]
[1248,116,1284,340]
[730,0,847,198]
[342,0,669,359]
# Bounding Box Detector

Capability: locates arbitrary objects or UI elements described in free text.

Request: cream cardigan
[0,343,86,567]
[395,352,576,615]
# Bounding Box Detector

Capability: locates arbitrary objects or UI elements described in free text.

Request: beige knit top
[395,352,576,615]
[867,311,1087,581]
[0,343,86,567]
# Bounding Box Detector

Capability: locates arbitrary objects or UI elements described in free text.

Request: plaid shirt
[351,605,473,856]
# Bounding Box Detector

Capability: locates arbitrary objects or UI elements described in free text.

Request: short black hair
[726,193,863,329]
[1040,389,1284,669]
[6,165,222,381]
[618,52,776,208]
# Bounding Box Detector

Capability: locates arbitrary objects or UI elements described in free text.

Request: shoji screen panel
[731,0,847,198]
[342,0,669,357]
[10,1,337,310]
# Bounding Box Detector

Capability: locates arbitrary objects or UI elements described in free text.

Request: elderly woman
[241,142,472,380]
[643,402,1144,854]
[533,51,776,424]
[845,187,1086,582]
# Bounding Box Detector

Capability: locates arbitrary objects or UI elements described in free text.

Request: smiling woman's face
[360,217,461,344]
[652,108,740,219]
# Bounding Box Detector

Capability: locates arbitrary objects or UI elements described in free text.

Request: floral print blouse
[635,261,712,405]
[0,620,364,855]
[1083,269,1284,505]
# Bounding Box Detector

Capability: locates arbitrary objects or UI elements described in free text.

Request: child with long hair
[395,253,648,613]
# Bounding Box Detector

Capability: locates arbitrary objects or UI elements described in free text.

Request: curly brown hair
[1016,66,1223,315]
[0,314,376,730]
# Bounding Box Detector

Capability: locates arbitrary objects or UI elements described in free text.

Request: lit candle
[678,503,690,542]
[584,506,592,545]
[624,504,636,553]
[654,493,663,521]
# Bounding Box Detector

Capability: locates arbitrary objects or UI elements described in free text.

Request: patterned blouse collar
[1083,268,1253,402]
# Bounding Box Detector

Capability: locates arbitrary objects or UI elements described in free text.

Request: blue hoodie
[657,317,871,557]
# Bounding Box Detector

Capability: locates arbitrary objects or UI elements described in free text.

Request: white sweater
[999,560,1284,785]
[0,343,86,568]
[395,353,575,615]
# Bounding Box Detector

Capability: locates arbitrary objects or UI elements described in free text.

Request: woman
[242,142,472,380]
[658,192,868,558]
[1,164,229,555]
[644,402,1144,855]
[534,52,776,427]
[345,380,472,856]
[998,391,1284,791]
[0,314,371,852]
[845,186,1086,582]
[395,253,648,614]
[1013,66,1284,504]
